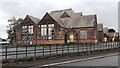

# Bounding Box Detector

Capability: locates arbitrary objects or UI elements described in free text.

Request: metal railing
[0,42,120,61]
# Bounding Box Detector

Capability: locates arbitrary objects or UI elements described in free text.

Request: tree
[108,28,116,33]
[7,17,23,44]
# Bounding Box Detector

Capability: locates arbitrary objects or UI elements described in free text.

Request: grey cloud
[0,1,118,38]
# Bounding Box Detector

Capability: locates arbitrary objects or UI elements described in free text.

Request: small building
[97,23,104,42]
[16,9,98,44]
[103,27,119,42]
[107,32,119,42]
[15,15,40,44]
[103,27,109,42]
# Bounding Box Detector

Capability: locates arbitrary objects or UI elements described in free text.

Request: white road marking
[31,53,119,68]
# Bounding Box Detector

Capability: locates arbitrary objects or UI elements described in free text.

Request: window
[28,26,33,34]
[28,26,33,40]
[80,30,87,39]
[22,35,27,40]
[22,26,27,33]
[48,28,54,39]
[41,25,47,39]
[48,24,54,27]
[48,24,54,39]
[22,26,27,29]
[62,31,65,39]
[22,26,28,40]
[21,25,34,40]
[40,24,54,40]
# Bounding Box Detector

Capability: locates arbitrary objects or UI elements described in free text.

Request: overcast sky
[0,0,119,39]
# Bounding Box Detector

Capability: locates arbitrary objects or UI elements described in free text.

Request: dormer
[60,12,70,18]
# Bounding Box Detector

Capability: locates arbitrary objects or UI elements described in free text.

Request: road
[2,52,119,68]
[58,55,118,66]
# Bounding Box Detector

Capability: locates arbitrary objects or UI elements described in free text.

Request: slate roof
[103,27,108,33]
[49,8,76,28]
[76,12,82,16]
[50,8,76,16]
[62,15,96,28]
[48,8,97,28]
[28,15,40,24]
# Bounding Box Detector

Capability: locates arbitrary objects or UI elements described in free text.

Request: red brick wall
[78,40,96,43]
[97,31,104,42]
[16,13,97,44]
[67,28,96,40]
[37,40,64,44]
[16,27,97,44]
[17,40,64,44]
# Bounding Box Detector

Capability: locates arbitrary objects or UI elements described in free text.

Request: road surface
[58,55,118,66]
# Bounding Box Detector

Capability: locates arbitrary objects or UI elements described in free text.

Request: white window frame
[41,25,47,39]
[48,24,54,39]
[22,26,28,40]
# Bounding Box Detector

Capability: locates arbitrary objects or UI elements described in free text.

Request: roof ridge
[48,13,66,28]
[27,15,40,24]
[83,14,97,16]
[27,15,40,20]
[51,8,72,12]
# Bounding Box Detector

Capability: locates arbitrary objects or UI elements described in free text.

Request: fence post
[97,42,99,50]
[73,44,74,53]
[106,42,108,49]
[16,45,18,59]
[77,43,79,53]
[99,43,101,51]
[111,42,112,49]
[62,44,64,54]
[107,42,109,49]
[68,44,69,54]
[102,42,104,50]
[102,42,103,50]
[43,45,44,56]
[118,41,120,48]
[86,43,87,52]
[82,43,83,52]
[90,43,91,53]
[118,33,120,48]
[106,42,107,50]
[34,45,36,57]
[112,42,114,49]
[56,44,58,55]
[26,46,27,58]
[50,44,51,55]
[94,43,95,51]
[5,46,7,60]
